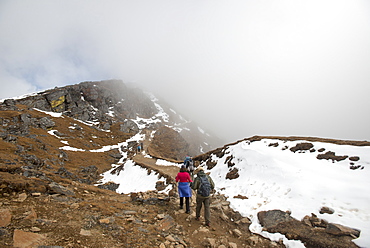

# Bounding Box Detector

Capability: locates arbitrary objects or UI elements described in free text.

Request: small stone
[233,229,242,237]
[31,193,41,197]
[25,208,37,220]
[80,229,92,236]
[126,217,135,222]
[99,218,110,224]
[198,226,210,233]
[220,211,229,221]
[320,206,335,214]
[157,214,165,220]
[239,217,251,224]
[70,203,79,209]
[229,242,238,248]
[31,227,41,232]
[207,238,216,247]
[124,210,137,215]
[165,234,176,242]
[15,193,28,202]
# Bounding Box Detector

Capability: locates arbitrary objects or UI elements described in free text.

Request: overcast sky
[1,0,369,143]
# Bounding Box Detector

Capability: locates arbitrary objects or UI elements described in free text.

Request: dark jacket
[191,170,215,198]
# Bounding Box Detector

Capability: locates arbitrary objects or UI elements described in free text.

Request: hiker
[191,167,215,226]
[187,160,195,180]
[137,145,141,153]
[184,156,193,169]
[175,166,193,214]
[184,155,191,164]
[140,142,144,152]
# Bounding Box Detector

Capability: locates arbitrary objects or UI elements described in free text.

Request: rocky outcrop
[148,126,190,161]
[317,151,348,162]
[1,80,222,158]
[258,210,360,248]
[289,142,314,153]
[226,167,239,180]
[13,80,157,126]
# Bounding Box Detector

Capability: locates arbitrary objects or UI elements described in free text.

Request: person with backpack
[184,155,192,167]
[191,167,215,227]
[175,166,193,214]
[184,156,194,176]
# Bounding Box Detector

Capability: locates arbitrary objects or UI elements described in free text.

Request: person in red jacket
[175,166,193,213]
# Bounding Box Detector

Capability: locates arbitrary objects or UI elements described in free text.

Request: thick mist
[1,0,370,143]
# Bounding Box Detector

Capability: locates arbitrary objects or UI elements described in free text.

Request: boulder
[0,209,12,227]
[48,182,75,196]
[226,168,239,180]
[13,229,46,248]
[258,210,295,229]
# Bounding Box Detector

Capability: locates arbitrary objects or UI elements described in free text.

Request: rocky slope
[7,79,223,158]
[0,88,281,248]
[0,80,367,248]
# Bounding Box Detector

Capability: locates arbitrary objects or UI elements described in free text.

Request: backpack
[198,175,211,197]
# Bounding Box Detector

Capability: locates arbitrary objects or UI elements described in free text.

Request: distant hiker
[175,167,193,214]
[137,145,141,153]
[189,160,199,181]
[140,142,144,152]
[184,156,193,170]
[187,160,195,180]
[191,167,215,227]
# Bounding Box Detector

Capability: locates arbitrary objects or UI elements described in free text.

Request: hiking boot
[179,206,183,209]
[185,210,190,214]
[205,222,210,227]
[195,217,200,221]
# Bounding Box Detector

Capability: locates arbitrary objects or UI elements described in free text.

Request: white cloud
[0,0,369,142]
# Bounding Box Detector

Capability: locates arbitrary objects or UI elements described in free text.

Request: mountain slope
[0,85,282,248]
[1,80,369,247]
[192,136,370,247]
[6,79,222,158]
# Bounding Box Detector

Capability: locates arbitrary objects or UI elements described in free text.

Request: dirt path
[131,153,286,248]
[133,153,180,180]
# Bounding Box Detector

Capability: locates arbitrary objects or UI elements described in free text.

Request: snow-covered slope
[202,138,370,247]
[96,136,370,247]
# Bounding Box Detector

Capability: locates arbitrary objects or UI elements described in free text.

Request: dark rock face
[317,151,348,162]
[120,120,139,134]
[14,80,157,125]
[258,210,295,229]
[289,142,314,153]
[97,182,120,192]
[1,80,223,159]
[148,126,190,161]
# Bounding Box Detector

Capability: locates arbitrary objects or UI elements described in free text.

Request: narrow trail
[131,152,286,248]
[133,153,180,181]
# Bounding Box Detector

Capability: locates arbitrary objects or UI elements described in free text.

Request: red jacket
[176,172,192,183]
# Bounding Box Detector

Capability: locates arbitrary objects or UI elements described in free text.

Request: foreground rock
[258,209,360,248]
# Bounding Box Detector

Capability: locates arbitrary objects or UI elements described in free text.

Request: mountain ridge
[0,80,368,247]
